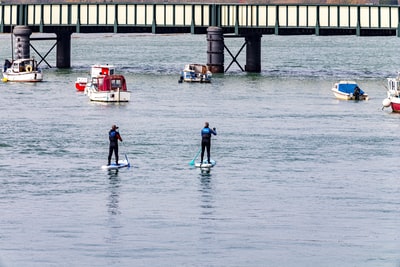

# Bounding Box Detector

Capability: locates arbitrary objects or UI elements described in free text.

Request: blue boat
[331,81,368,101]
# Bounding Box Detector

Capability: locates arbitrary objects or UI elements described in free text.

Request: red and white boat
[84,74,131,102]
[382,72,400,112]
[75,64,115,91]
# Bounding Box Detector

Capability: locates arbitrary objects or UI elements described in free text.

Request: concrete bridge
[2,3,399,71]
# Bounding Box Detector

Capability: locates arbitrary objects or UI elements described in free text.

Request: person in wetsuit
[108,124,123,165]
[200,122,217,164]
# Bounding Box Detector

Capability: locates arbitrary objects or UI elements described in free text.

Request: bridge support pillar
[245,33,262,73]
[207,27,224,73]
[56,31,72,68]
[13,25,32,60]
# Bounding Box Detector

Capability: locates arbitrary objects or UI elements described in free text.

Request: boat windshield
[388,79,400,91]
[11,59,36,72]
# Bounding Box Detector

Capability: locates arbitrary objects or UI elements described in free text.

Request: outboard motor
[353,86,361,100]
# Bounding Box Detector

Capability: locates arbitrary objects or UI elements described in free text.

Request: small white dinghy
[101,155,131,170]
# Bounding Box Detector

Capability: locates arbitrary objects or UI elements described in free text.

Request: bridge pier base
[56,31,72,68]
[13,25,32,60]
[207,27,224,73]
[245,33,262,73]
[207,27,262,73]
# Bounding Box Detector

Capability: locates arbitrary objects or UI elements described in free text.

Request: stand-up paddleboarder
[200,122,217,164]
[108,124,123,165]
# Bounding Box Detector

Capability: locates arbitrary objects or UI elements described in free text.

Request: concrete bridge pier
[207,27,262,73]
[207,26,224,73]
[56,31,72,68]
[13,25,32,59]
[245,33,262,73]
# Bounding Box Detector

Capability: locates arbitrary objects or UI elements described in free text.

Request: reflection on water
[107,172,121,216]
[105,172,122,263]
[199,168,212,175]
[199,175,214,217]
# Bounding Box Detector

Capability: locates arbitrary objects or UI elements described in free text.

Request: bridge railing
[220,5,398,28]
[0,3,399,34]
[0,4,212,28]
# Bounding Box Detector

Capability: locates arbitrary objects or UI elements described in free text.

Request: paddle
[125,153,130,168]
[189,147,201,166]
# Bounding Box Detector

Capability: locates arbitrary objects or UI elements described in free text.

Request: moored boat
[75,64,115,91]
[331,81,368,101]
[382,72,400,112]
[85,74,131,102]
[179,64,212,83]
[75,77,87,91]
[2,58,43,82]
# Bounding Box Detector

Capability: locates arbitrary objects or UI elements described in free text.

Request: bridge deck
[0,3,399,36]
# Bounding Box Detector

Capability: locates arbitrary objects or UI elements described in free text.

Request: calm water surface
[0,33,400,267]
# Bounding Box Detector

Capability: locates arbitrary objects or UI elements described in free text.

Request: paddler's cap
[112,125,118,129]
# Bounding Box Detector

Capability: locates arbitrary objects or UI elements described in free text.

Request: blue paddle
[189,148,201,166]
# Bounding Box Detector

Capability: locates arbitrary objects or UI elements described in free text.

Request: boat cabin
[184,64,209,74]
[90,65,115,78]
[97,74,127,91]
[9,58,38,73]
[387,76,400,95]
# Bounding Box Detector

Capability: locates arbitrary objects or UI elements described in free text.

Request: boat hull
[331,89,368,101]
[182,75,211,83]
[87,90,131,102]
[389,97,400,113]
[2,71,43,82]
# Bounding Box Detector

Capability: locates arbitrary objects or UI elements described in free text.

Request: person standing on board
[108,124,123,165]
[200,122,217,164]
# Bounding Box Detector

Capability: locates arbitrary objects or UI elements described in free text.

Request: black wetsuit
[108,129,121,165]
[200,127,217,163]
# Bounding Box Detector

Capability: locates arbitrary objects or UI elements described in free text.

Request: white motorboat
[179,64,212,83]
[331,81,368,101]
[2,58,43,82]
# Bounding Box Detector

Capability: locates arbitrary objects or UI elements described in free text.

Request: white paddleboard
[195,159,216,169]
[102,160,130,170]
[101,158,130,170]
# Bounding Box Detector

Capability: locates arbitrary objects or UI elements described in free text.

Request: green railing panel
[0,3,399,33]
